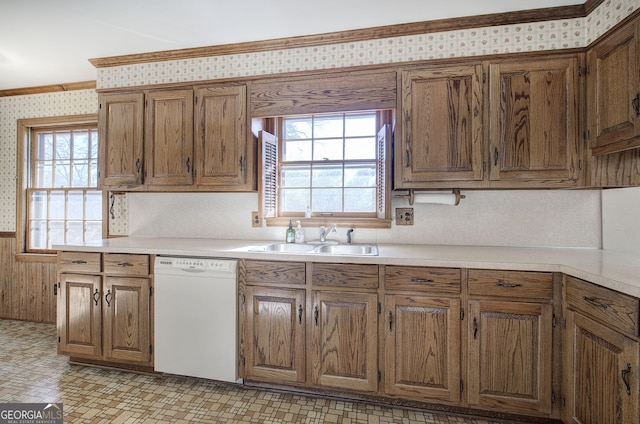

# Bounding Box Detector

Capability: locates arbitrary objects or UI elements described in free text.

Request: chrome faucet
[346,229,354,245]
[319,224,337,243]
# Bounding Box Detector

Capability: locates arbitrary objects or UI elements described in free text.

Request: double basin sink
[253,242,379,256]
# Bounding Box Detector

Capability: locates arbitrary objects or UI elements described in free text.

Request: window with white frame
[26,125,103,252]
[260,110,391,226]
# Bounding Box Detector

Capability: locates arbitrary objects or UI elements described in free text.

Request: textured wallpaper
[96,0,638,89]
[0,0,637,233]
[0,90,98,232]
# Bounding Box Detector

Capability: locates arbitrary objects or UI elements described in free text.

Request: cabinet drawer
[245,260,306,285]
[312,263,378,289]
[385,266,461,294]
[468,269,553,301]
[104,254,149,276]
[566,276,639,337]
[58,251,101,273]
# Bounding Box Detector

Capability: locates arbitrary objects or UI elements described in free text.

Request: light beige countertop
[54,237,640,298]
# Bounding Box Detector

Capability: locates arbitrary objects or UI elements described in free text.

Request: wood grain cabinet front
[397,64,484,188]
[587,17,640,155]
[488,55,582,187]
[97,83,254,192]
[466,269,554,415]
[57,252,152,367]
[244,286,306,384]
[563,276,640,424]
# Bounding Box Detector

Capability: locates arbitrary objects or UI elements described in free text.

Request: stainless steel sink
[314,244,379,256]
[261,243,316,253]
[255,242,379,256]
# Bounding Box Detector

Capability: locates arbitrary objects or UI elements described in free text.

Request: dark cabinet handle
[494,147,499,166]
[135,158,141,173]
[405,149,411,168]
[117,262,133,267]
[411,278,435,283]
[186,157,191,173]
[473,317,478,339]
[622,363,632,395]
[584,296,609,309]
[314,305,319,326]
[93,289,100,306]
[632,93,640,117]
[239,156,244,173]
[389,311,393,332]
[496,282,523,288]
[105,290,112,307]
[71,260,87,265]
[298,304,303,325]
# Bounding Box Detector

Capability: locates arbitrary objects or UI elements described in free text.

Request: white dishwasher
[154,256,239,383]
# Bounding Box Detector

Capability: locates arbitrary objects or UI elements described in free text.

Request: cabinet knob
[93,289,100,306]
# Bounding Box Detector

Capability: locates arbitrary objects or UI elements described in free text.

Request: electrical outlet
[395,208,414,225]
[251,211,261,227]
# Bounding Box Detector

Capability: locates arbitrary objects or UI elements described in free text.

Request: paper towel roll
[413,192,458,205]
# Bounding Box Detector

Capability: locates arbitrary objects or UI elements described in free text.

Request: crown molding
[0,81,96,98]
[89,3,596,68]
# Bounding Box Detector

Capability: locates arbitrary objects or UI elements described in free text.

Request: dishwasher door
[154,257,238,382]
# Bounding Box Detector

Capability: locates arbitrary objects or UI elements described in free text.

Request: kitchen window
[17,116,104,254]
[260,110,392,228]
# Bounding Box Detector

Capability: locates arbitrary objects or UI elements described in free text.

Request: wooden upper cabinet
[194,84,252,190]
[145,89,194,187]
[398,64,484,187]
[488,55,581,186]
[587,18,640,155]
[98,92,144,189]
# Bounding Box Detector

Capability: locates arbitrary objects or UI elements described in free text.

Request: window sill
[265,217,391,229]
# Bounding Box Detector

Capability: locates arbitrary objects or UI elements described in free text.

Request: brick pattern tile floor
[0,319,510,423]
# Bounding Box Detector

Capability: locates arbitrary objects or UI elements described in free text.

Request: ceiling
[0,0,581,91]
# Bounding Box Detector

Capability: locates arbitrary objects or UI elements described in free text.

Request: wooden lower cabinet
[57,252,152,367]
[563,309,639,424]
[244,286,306,384]
[384,294,461,402]
[103,276,151,363]
[467,300,553,415]
[58,273,102,357]
[311,291,378,392]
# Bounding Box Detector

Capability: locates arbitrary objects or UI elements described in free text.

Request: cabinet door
[488,56,581,186]
[194,84,250,189]
[145,89,194,186]
[98,92,144,189]
[587,19,640,155]
[398,65,484,186]
[384,295,460,402]
[468,300,553,414]
[245,286,306,383]
[311,291,378,392]
[103,277,151,364]
[564,310,639,424]
[58,273,102,358]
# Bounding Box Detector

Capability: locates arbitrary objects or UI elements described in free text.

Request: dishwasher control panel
[156,257,236,273]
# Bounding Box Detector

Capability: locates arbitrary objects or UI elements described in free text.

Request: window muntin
[279,112,378,216]
[27,126,102,252]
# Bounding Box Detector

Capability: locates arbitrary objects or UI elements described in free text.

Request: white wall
[602,187,640,254]
[128,190,602,248]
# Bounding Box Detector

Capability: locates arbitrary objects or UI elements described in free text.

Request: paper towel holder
[394,189,465,206]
